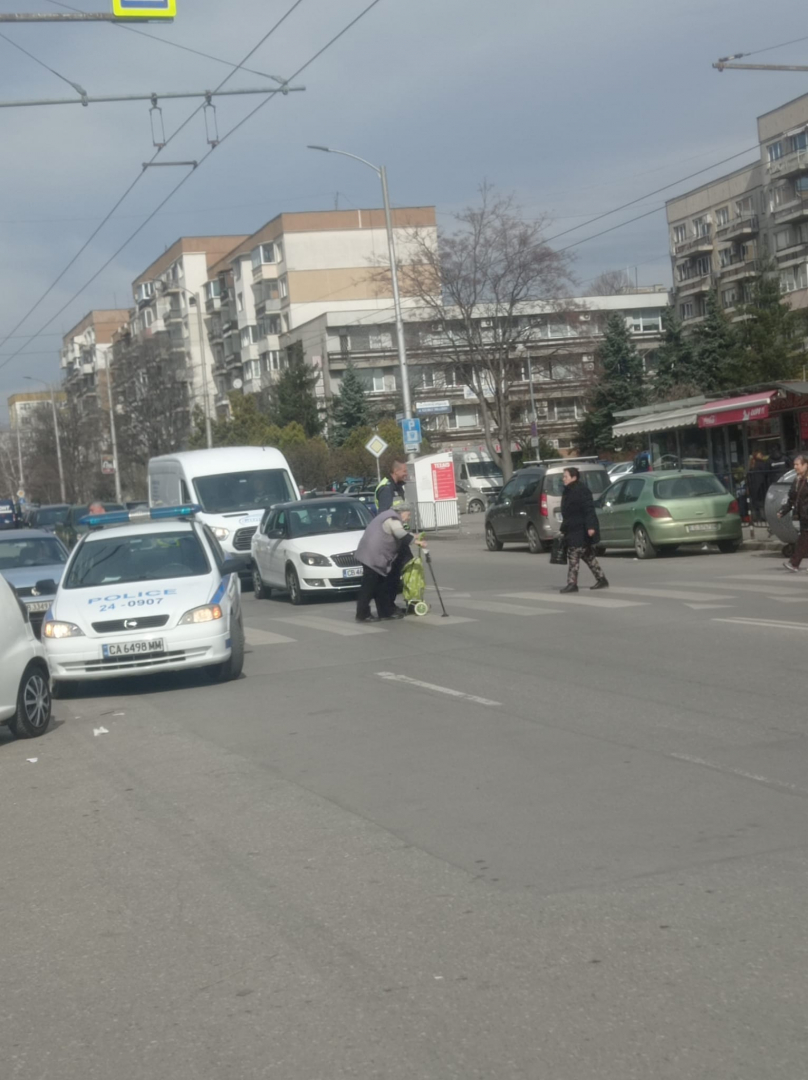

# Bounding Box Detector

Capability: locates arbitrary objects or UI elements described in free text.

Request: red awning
[697,391,778,429]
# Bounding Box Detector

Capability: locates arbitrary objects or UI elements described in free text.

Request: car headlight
[300,552,331,567]
[43,621,84,639]
[211,527,230,541]
[178,604,223,625]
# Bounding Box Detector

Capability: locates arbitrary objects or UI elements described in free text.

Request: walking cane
[424,549,449,617]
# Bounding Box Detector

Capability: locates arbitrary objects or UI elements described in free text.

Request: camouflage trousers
[566,545,605,586]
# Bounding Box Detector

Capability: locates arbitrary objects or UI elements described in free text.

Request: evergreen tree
[267,341,322,437]
[691,290,739,394]
[331,361,370,445]
[577,312,646,453]
[652,307,699,401]
[734,262,800,385]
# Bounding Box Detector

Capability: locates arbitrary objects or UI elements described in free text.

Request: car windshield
[193,469,296,513]
[35,506,68,526]
[653,475,727,500]
[287,502,370,538]
[466,461,503,479]
[0,537,66,570]
[65,530,209,588]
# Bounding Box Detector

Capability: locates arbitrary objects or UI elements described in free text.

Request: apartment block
[8,389,66,431]
[289,290,669,454]
[667,92,808,322]
[60,309,131,409]
[203,207,437,412]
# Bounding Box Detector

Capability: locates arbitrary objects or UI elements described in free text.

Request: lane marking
[668,752,808,797]
[245,628,296,646]
[503,591,647,609]
[272,615,386,636]
[448,599,564,616]
[772,597,808,604]
[377,671,500,707]
[724,573,804,582]
[605,586,732,602]
[673,580,797,597]
[684,603,733,610]
[712,617,808,631]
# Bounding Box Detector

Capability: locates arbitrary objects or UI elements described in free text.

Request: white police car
[42,506,244,694]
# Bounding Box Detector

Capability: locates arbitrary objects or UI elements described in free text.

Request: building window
[551,360,583,381]
[735,196,753,218]
[251,243,278,269]
[240,326,259,347]
[369,331,393,350]
[236,293,244,312]
[448,405,479,430]
[261,350,281,371]
[695,256,710,276]
[791,130,808,153]
[771,182,794,209]
[630,309,662,333]
[719,247,733,268]
[780,265,808,293]
[234,261,242,280]
[144,308,154,327]
[278,276,288,299]
[681,301,695,320]
[216,379,225,398]
[768,141,784,162]
[673,224,687,244]
[205,279,221,300]
[721,287,738,309]
[547,397,579,421]
[692,216,710,237]
[715,207,730,227]
[259,315,281,337]
[245,359,261,381]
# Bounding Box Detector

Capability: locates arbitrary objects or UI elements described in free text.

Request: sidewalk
[742,524,783,553]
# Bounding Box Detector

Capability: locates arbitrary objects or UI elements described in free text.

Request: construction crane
[714,54,808,73]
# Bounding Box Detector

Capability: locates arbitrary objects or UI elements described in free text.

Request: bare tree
[0,430,19,495]
[585,269,634,296]
[401,184,574,478]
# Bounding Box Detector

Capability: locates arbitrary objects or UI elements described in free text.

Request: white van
[452,450,504,513]
[148,447,300,573]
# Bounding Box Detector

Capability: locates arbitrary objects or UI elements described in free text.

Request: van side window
[180,480,191,505]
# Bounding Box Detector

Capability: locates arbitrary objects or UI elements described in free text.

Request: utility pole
[15,422,24,494]
[105,362,123,503]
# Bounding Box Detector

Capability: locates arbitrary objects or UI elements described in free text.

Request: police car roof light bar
[78,504,202,527]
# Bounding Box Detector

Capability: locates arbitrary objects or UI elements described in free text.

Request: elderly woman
[558,467,608,593]
[778,453,808,572]
[355,501,425,621]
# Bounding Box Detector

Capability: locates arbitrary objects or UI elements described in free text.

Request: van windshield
[193,469,296,514]
[465,461,503,479]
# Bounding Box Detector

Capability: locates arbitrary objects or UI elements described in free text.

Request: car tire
[467,498,485,514]
[717,540,741,554]
[634,525,658,559]
[252,563,271,599]
[659,545,679,557]
[526,524,542,554]
[485,524,503,552]
[51,679,77,699]
[286,565,306,605]
[11,662,52,739]
[206,615,245,683]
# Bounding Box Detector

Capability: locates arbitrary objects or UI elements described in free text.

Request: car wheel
[205,615,245,682]
[11,662,52,739]
[526,524,542,554]
[467,498,485,514]
[634,525,658,560]
[286,565,306,605]
[658,545,679,557]
[485,524,503,552]
[252,563,271,599]
[717,540,741,554]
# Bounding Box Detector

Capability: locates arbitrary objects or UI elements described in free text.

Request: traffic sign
[16,489,25,499]
[113,0,176,19]
[365,434,388,459]
[101,458,116,475]
[401,417,422,450]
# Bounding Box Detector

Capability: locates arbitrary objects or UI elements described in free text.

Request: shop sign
[698,403,769,428]
[800,411,808,443]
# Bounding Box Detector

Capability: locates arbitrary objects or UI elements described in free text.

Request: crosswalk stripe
[713,617,808,631]
[403,614,477,626]
[270,615,386,636]
[245,628,296,646]
[724,574,802,582]
[672,580,797,597]
[502,591,647,609]
[448,598,564,616]
[605,586,732,602]
[684,603,733,610]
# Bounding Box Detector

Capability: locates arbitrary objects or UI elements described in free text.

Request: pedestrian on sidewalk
[778,454,808,572]
[558,467,608,594]
[355,502,425,621]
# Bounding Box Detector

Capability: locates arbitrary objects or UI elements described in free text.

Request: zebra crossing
[242,571,808,650]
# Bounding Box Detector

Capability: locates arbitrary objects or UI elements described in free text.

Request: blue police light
[78,505,202,527]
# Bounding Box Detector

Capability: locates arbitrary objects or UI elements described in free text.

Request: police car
[42,505,244,694]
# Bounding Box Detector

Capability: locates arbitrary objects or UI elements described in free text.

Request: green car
[595,470,742,559]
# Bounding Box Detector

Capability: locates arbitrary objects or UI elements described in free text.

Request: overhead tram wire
[0,0,387,375]
[0,29,86,96]
[0,0,308,355]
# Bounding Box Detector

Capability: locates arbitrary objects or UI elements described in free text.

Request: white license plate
[342,567,363,579]
[686,523,716,533]
[27,601,51,613]
[555,511,563,520]
[103,638,165,658]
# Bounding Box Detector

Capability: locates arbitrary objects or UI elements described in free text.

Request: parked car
[595,470,742,559]
[251,497,371,604]
[346,490,378,515]
[0,529,68,638]
[55,503,125,550]
[27,503,70,533]
[485,458,610,552]
[606,461,635,483]
[0,575,52,738]
[764,468,798,553]
[456,484,489,515]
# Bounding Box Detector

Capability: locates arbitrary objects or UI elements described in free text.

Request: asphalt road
[4,521,808,1079]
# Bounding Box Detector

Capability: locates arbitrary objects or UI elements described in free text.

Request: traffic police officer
[374,459,409,610]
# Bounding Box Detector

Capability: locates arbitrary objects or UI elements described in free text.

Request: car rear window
[653,475,727,500]
[543,470,609,497]
[65,530,209,588]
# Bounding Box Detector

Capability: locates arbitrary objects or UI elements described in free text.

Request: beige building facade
[60,309,131,410]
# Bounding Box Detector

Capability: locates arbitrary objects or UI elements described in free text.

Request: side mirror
[34,578,58,595]
[266,528,284,540]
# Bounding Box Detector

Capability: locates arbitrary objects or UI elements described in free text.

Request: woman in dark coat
[778,453,808,572]
[559,467,608,593]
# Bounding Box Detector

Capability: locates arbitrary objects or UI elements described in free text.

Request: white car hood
[52,574,219,632]
[282,530,366,559]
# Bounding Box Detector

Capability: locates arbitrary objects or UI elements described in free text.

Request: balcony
[255,297,282,316]
[771,199,808,225]
[164,305,184,324]
[676,274,712,297]
[674,228,713,256]
[252,263,279,284]
[768,148,808,178]
[205,294,221,313]
[718,258,758,282]
[715,214,758,240]
[775,244,808,268]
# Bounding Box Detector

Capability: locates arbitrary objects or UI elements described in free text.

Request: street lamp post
[25,377,66,502]
[15,420,24,494]
[104,361,123,504]
[307,145,415,461]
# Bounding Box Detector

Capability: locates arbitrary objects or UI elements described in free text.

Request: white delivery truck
[148,447,299,574]
[452,450,503,513]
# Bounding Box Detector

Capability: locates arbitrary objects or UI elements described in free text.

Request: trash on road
[26,757,38,763]
[93,726,109,736]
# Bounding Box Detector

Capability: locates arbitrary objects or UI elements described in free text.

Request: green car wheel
[634,525,658,560]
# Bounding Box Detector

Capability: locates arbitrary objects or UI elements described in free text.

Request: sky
[2,0,808,417]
